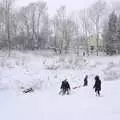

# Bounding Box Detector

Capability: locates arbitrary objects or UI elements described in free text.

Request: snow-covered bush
[45,55,87,70]
[104,63,120,81]
[104,70,120,81]
[15,78,45,91]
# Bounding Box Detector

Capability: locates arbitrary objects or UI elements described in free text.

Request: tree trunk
[96,33,99,56]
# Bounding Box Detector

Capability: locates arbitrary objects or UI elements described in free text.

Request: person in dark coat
[83,75,88,87]
[60,79,71,95]
[93,75,101,96]
[83,52,85,56]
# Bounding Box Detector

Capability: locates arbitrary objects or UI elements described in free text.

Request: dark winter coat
[83,76,88,86]
[93,79,101,91]
[61,80,70,90]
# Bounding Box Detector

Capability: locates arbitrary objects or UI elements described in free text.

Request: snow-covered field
[0,51,120,120]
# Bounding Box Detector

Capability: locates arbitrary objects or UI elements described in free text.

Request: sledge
[23,87,34,93]
[72,85,81,89]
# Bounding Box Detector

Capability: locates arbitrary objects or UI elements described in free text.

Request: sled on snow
[72,85,81,89]
[23,87,34,93]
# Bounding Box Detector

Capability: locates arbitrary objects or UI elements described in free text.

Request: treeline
[103,11,120,55]
[0,0,120,56]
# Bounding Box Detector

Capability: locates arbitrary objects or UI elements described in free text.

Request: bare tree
[88,0,107,56]
[52,6,77,54]
[78,9,93,56]
[16,1,48,50]
[2,0,15,56]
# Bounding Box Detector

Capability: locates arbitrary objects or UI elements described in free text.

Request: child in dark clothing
[93,75,101,96]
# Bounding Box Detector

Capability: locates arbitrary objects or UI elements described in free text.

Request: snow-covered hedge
[45,55,87,70]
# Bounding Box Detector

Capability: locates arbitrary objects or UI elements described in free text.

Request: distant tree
[105,11,117,55]
[88,0,107,56]
[16,1,49,50]
[2,0,15,56]
[52,6,76,54]
[102,20,109,53]
[113,15,120,53]
[78,9,92,56]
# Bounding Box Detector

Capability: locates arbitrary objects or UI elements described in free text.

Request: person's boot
[67,91,69,95]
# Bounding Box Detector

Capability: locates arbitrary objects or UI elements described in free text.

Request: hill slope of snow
[0,80,120,120]
[0,51,120,120]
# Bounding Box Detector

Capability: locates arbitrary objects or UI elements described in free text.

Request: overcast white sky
[16,0,118,15]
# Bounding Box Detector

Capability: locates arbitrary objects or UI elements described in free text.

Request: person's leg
[65,89,68,95]
[95,89,97,96]
[95,89,98,96]
[66,89,70,95]
[98,90,100,96]
[59,89,63,95]
[62,89,66,95]
[64,89,66,95]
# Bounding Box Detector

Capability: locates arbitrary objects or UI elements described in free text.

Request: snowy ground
[0,51,120,120]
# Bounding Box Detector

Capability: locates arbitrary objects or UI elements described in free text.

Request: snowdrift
[0,51,120,91]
